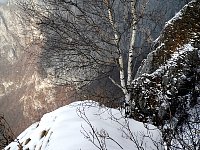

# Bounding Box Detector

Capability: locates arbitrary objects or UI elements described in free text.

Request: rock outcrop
[131,0,200,148]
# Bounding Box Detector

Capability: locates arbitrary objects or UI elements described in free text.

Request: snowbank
[5,101,163,150]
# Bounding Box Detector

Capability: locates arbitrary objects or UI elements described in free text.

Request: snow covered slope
[5,101,163,150]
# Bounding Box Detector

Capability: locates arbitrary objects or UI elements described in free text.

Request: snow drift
[5,101,163,150]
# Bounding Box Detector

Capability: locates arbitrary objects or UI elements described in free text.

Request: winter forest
[0,0,199,149]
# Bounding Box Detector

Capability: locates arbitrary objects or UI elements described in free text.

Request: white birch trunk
[127,0,137,87]
[126,0,137,110]
[106,0,137,115]
[105,0,128,99]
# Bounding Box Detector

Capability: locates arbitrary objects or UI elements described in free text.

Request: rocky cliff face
[131,0,199,148]
[0,1,75,139]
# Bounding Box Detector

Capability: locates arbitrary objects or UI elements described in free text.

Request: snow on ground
[5,100,163,150]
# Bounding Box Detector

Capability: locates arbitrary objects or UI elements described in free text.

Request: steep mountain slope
[131,0,200,148]
[5,101,162,150]
[0,1,75,138]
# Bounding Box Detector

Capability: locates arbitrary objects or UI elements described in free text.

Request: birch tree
[19,0,164,116]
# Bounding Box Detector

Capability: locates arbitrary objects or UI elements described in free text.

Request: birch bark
[105,0,137,115]
[104,0,129,105]
[126,0,137,109]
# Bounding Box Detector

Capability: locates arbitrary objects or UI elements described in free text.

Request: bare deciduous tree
[19,0,144,114]
[18,0,183,115]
